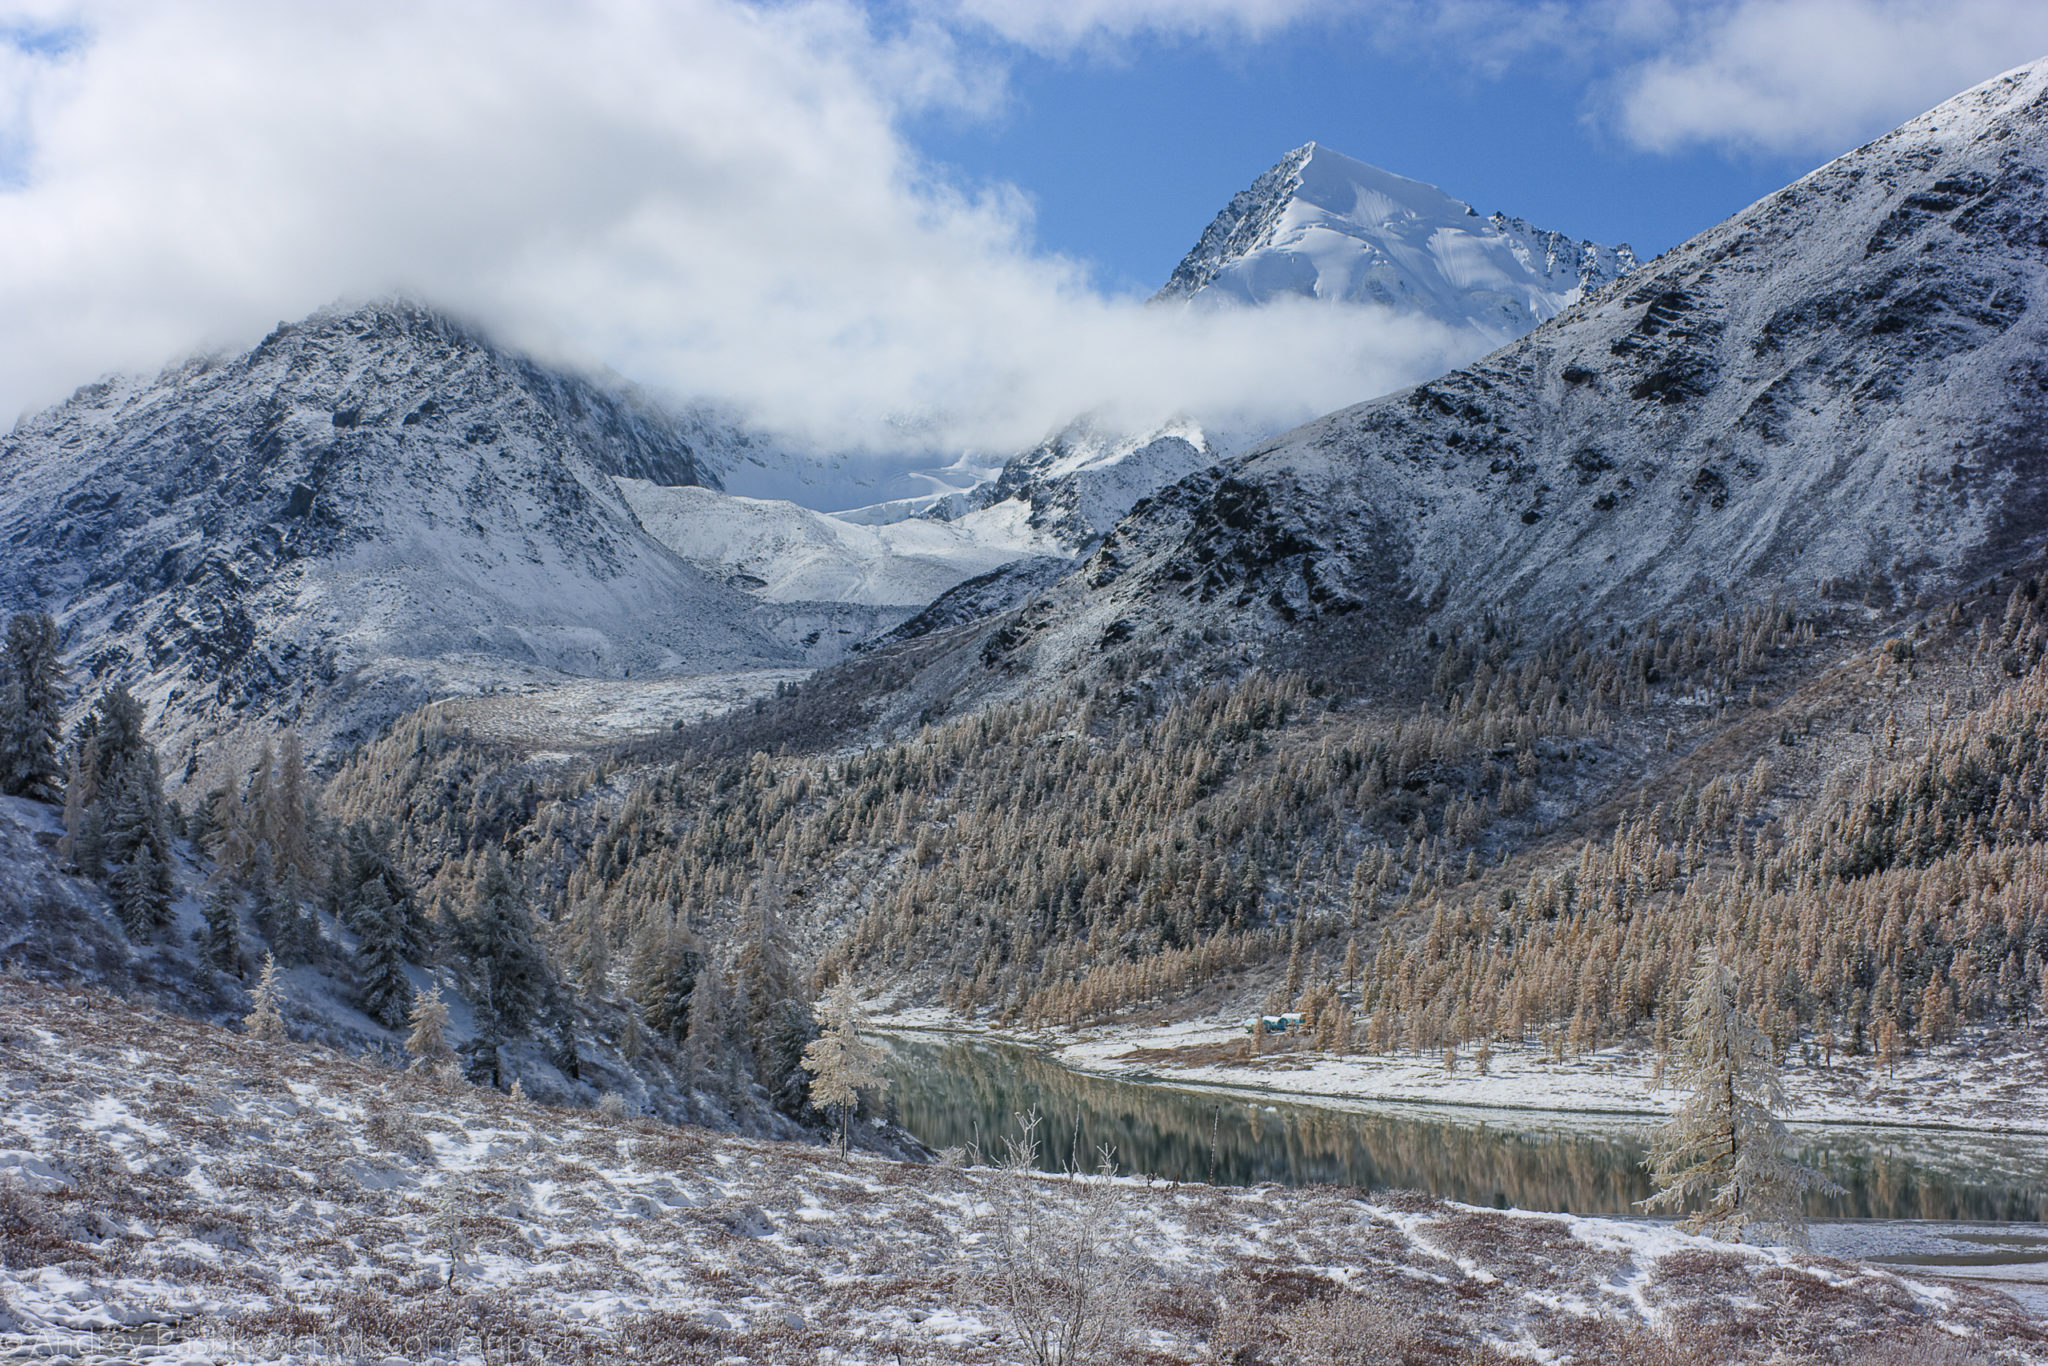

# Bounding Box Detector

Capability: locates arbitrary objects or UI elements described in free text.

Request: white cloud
[1607,0,2048,155]
[0,0,1477,464]
[930,0,1329,51]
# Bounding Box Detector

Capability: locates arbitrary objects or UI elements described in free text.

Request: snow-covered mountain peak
[1154,142,1635,335]
[0,297,804,778]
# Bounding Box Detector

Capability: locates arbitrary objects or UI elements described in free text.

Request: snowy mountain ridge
[1154,142,1637,337]
[0,301,807,779]
[872,59,2048,711]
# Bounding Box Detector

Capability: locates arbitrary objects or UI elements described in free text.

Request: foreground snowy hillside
[0,981,2033,1364]
[941,59,2048,698]
[1155,142,1636,337]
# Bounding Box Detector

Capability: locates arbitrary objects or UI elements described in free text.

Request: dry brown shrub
[1371,1188,1443,1215]
[615,1310,731,1364]
[0,1178,83,1267]
[1644,1245,1751,1301]
[1276,1291,1406,1366]
[1428,1209,1637,1289]
[1845,1330,2000,1365]
[636,1130,707,1168]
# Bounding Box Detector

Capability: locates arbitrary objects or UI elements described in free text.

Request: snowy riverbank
[872,1007,2048,1136]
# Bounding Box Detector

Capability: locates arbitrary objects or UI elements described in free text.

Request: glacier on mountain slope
[617,477,1046,607]
[1154,142,1636,339]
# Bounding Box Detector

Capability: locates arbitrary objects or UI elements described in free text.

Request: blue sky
[909,19,1821,295]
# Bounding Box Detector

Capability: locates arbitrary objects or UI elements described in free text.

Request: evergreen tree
[463,853,545,1034]
[463,967,507,1090]
[0,611,66,804]
[1640,953,1838,1244]
[344,820,431,957]
[541,986,582,1081]
[72,686,174,932]
[199,880,246,979]
[273,730,315,882]
[112,837,165,939]
[244,953,287,1042]
[354,878,413,1028]
[801,980,889,1153]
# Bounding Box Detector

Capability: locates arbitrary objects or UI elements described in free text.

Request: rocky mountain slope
[1155,142,1636,336]
[0,301,809,780]
[947,60,2048,701]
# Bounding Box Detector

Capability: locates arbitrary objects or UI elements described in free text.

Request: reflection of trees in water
[878,1039,2048,1222]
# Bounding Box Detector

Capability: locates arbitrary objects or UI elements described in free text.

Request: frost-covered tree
[244,953,288,1042]
[405,984,458,1075]
[1640,952,1838,1244]
[354,878,413,1029]
[801,980,889,1153]
[199,880,246,979]
[0,611,66,804]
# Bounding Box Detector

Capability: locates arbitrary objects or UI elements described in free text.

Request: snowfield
[0,983,2040,1365]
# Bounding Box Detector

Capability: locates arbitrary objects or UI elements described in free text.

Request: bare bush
[977,1113,1139,1366]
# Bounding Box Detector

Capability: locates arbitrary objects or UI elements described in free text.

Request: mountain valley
[5,52,2048,1366]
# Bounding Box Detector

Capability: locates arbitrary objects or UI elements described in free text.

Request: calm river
[875,1033,2048,1224]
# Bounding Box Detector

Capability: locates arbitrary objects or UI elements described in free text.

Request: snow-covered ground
[1,982,2037,1364]
[425,668,810,748]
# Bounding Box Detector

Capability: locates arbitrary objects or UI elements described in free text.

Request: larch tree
[801,979,889,1153]
[0,611,67,805]
[1640,952,1838,1244]
[405,984,458,1077]
[244,953,288,1042]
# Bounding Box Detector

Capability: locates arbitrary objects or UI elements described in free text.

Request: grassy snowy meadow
[2,978,2041,1364]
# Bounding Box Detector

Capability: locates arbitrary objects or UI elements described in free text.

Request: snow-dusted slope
[0,301,797,774]
[1156,142,1636,338]
[617,478,1044,607]
[961,61,2048,687]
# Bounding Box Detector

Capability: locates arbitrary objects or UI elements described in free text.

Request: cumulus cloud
[1606,0,2048,155]
[0,0,1481,463]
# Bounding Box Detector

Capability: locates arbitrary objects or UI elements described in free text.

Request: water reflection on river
[876,1034,2048,1223]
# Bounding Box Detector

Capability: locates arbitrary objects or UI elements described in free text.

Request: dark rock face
[0,300,786,772]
